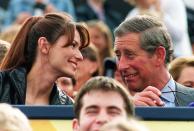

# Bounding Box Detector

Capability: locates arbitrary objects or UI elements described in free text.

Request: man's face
[114,33,157,92]
[73,90,128,131]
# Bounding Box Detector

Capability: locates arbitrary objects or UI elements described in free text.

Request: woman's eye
[71,44,76,48]
[69,43,77,48]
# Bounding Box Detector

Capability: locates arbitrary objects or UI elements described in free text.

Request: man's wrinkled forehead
[114,33,140,48]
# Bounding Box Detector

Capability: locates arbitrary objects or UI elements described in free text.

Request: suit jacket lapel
[175,82,194,106]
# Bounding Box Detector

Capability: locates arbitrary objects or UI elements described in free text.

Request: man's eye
[108,110,120,116]
[86,109,98,115]
[115,54,121,60]
[126,53,135,59]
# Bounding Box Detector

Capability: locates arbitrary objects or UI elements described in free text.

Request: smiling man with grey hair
[114,15,194,107]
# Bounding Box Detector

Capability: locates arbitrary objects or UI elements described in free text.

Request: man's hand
[133,86,164,106]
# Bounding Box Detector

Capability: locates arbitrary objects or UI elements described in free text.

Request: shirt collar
[160,77,176,103]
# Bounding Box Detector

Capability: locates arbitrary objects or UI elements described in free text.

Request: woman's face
[48,30,83,78]
[88,27,107,53]
[177,66,194,88]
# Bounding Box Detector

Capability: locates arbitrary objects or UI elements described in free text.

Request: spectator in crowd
[14,12,32,25]
[114,15,194,107]
[0,40,10,64]
[87,20,114,74]
[126,0,193,57]
[0,3,7,32]
[0,11,31,43]
[0,24,22,43]
[0,103,32,131]
[3,0,76,28]
[169,57,194,88]
[0,12,89,105]
[72,76,134,131]
[76,0,123,32]
[74,44,100,95]
[50,0,76,20]
[183,0,194,52]
[56,76,76,99]
[100,118,149,131]
[3,0,34,27]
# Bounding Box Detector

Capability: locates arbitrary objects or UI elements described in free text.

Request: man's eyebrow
[107,106,122,111]
[114,49,120,53]
[85,105,99,110]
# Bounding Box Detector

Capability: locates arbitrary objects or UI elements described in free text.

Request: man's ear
[154,46,166,66]
[72,118,80,131]
[38,37,50,54]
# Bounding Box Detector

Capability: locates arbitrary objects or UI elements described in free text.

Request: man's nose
[95,111,109,125]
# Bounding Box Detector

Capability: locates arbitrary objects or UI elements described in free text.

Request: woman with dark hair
[0,12,90,105]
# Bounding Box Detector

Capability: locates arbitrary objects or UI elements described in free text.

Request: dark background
[73,0,134,20]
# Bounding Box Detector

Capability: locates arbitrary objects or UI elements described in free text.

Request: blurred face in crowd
[88,27,107,53]
[56,77,74,97]
[177,66,194,88]
[135,0,157,8]
[76,58,97,81]
[72,90,128,131]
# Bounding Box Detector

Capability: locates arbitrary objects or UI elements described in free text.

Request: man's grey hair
[114,15,173,64]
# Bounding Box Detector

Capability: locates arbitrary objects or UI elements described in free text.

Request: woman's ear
[38,37,50,54]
